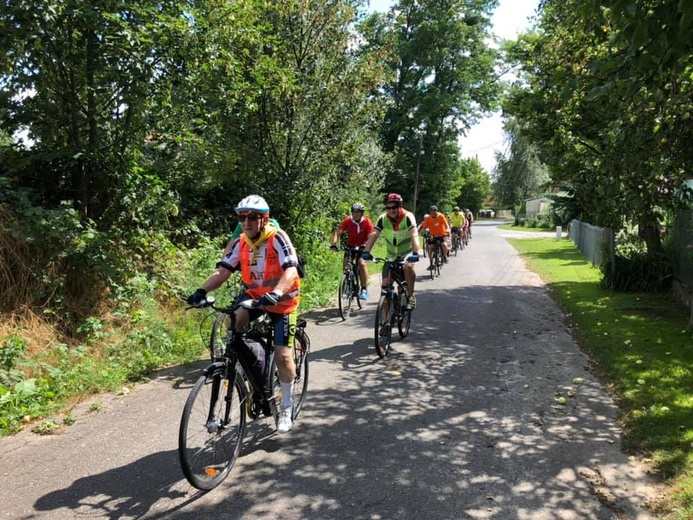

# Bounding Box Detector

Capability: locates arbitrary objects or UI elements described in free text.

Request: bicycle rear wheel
[292,328,310,419]
[397,292,412,338]
[338,274,353,320]
[374,294,393,358]
[267,328,310,424]
[179,371,247,490]
[453,237,459,256]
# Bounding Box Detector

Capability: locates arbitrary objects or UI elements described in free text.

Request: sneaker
[359,288,368,300]
[277,406,293,433]
[406,295,416,310]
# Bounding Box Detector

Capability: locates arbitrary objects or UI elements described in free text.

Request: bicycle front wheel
[209,312,231,360]
[435,250,442,277]
[397,292,412,338]
[374,295,393,358]
[338,274,353,320]
[353,271,363,310]
[179,372,247,490]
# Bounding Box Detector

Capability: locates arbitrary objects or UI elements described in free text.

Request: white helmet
[235,195,270,214]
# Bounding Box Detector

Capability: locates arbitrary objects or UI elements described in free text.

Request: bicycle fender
[202,361,226,377]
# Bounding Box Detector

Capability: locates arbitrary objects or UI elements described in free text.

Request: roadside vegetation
[509,237,693,519]
[0,1,498,436]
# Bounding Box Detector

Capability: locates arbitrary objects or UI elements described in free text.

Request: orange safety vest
[239,231,300,314]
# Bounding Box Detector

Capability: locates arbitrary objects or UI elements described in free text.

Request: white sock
[280,381,294,410]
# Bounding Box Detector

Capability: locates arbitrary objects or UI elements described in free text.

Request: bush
[601,229,673,291]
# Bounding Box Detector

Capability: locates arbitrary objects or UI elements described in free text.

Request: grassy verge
[498,223,556,232]
[508,237,693,518]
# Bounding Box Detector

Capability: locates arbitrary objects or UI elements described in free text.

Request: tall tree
[492,117,548,211]
[503,0,693,256]
[0,0,195,224]
[363,0,501,214]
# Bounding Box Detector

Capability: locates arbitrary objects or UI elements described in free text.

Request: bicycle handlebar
[369,255,418,264]
[180,294,260,312]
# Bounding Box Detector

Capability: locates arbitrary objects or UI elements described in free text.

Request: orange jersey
[421,214,449,237]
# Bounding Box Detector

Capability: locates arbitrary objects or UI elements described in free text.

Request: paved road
[1,222,662,519]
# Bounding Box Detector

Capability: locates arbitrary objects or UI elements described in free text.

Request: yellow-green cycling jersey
[375,210,417,259]
[450,212,465,228]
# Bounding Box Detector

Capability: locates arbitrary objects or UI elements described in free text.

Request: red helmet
[386,193,403,205]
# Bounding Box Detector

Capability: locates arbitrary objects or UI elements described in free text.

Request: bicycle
[427,237,444,279]
[179,297,310,490]
[370,255,416,358]
[451,227,461,256]
[336,246,363,320]
[420,229,430,258]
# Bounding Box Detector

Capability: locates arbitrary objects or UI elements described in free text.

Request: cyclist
[330,202,375,300]
[361,193,420,310]
[465,208,475,239]
[449,206,465,249]
[223,217,281,258]
[187,195,301,434]
[420,205,450,264]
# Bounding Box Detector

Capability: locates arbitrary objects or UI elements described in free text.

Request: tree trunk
[637,212,661,258]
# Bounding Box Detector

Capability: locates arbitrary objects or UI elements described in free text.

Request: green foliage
[602,228,674,292]
[455,157,492,215]
[364,0,501,215]
[492,118,549,210]
[503,1,693,259]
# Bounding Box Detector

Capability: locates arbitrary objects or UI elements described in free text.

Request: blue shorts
[238,293,297,348]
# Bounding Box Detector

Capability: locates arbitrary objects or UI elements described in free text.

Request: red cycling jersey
[338,216,375,247]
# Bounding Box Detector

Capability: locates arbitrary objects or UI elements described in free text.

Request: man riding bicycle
[361,193,420,310]
[465,208,475,238]
[330,202,375,300]
[449,206,465,249]
[187,195,301,434]
[420,205,450,264]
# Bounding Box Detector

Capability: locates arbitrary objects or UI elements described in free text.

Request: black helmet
[351,202,365,212]
[429,205,438,212]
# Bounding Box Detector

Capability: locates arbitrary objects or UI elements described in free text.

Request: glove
[187,288,207,306]
[361,251,373,261]
[258,291,282,307]
[408,253,419,263]
[330,244,338,252]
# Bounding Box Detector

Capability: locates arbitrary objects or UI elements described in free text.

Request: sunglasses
[238,213,261,223]
[386,205,399,210]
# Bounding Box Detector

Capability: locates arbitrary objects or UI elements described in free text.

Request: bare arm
[273,266,300,297]
[362,229,380,252]
[331,228,344,246]
[199,266,233,294]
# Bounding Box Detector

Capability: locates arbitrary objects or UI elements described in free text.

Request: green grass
[498,223,556,232]
[508,238,693,518]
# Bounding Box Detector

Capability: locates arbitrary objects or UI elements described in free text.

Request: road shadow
[31,283,656,520]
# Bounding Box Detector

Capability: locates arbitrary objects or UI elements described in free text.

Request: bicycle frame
[372,256,411,357]
[179,295,310,491]
[338,247,364,320]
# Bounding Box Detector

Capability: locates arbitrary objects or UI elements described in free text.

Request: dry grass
[0,306,65,358]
